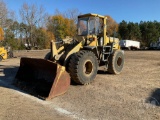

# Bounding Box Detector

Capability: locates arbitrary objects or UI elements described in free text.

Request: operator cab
[78,14,104,36]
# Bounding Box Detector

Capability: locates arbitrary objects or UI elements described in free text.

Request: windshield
[78,17,101,36]
[78,17,89,36]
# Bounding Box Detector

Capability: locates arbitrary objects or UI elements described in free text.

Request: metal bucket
[15,57,70,100]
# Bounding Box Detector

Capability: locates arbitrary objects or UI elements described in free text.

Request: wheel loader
[0,28,7,61]
[0,46,14,61]
[15,13,124,100]
[0,47,8,61]
[0,27,13,61]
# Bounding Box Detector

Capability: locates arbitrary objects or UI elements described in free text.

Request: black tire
[0,56,2,61]
[44,52,51,60]
[108,50,124,74]
[128,47,131,50]
[68,50,98,85]
[7,51,13,58]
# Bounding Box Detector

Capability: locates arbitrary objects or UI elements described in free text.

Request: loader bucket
[15,57,70,100]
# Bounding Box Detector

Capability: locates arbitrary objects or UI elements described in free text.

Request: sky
[4,0,160,23]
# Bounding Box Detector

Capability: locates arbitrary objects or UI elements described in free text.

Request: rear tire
[68,50,98,85]
[108,50,124,74]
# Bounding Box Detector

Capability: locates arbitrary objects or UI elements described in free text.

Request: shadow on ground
[97,70,109,74]
[0,64,71,100]
[0,65,120,100]
[146,88,160,106]
[0,66,46,99]
[0,66,19,88]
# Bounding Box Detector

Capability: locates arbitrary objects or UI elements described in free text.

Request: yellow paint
[0,27,4,41]
[50,13,121,63]
[57,46,64,53]
[78,13,120,49]
[0,47,7,60]
[106,37,120,49]
[64,41,84,61]
[54,65,65,88]
[51,40,58,57]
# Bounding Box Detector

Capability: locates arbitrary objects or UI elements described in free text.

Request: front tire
[108,50,124,74]
[68,50,98,85]
[44,52,51,60]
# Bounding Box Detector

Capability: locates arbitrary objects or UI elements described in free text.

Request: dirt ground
[0,50,160,120]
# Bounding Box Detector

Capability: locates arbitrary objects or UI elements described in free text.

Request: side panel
[107,37,120,49]
[127,40,131,47]
[120,40,140,49]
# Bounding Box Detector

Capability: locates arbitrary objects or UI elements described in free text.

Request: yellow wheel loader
[0,46,14,61]
[15,13,124,100]
[0,28,8,61]
[0,47,7,61]
[0,28,13,61]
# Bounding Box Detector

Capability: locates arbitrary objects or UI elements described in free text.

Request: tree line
[0,0,160,50]
[0,1,79,50]
[118,20,160,46]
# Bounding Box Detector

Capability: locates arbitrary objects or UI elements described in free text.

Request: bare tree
[0,0,17,29]
[54,8,81,24]
[64,9,81,24]
[20,3,48,28]
[19,3,48,47]
[0,0,8,27]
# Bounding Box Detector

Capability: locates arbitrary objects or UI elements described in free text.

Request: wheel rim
[84,60,93,75]
[117,57,122,67]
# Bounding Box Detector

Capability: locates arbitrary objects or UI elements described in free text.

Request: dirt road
[0,50,160,120]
